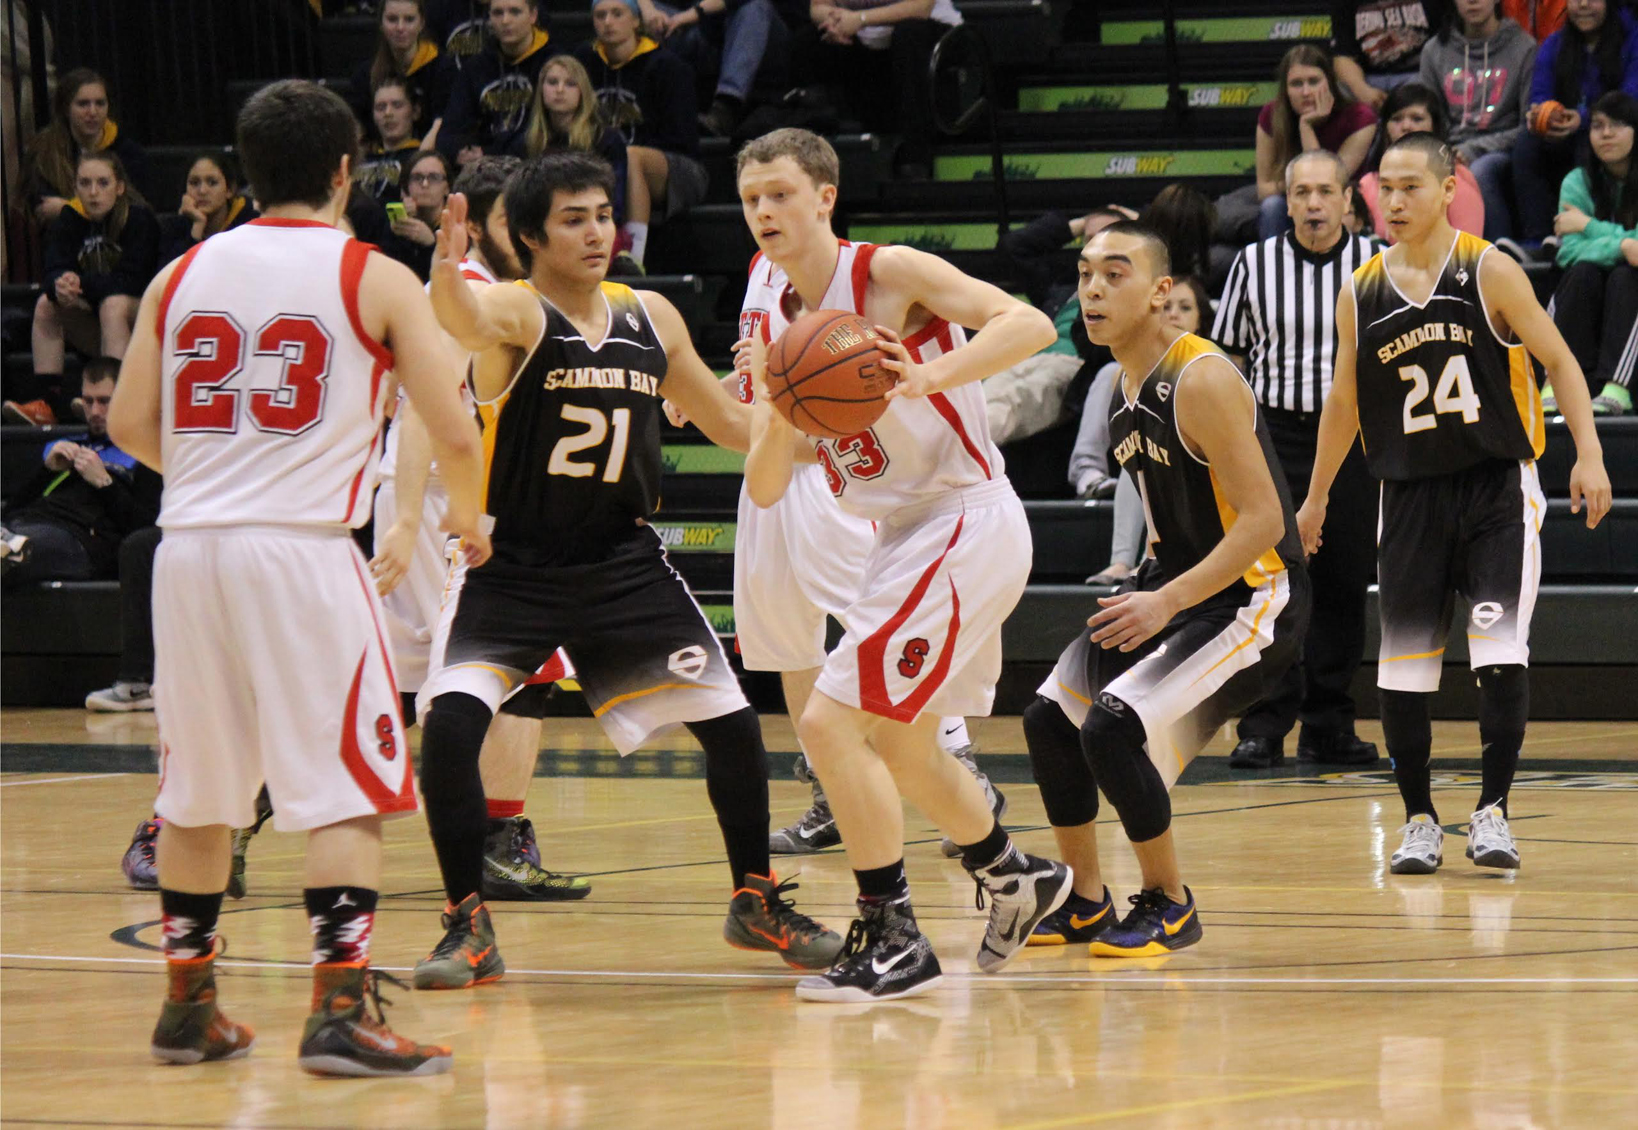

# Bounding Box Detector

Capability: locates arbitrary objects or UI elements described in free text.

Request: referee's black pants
[1238,405,1375,745]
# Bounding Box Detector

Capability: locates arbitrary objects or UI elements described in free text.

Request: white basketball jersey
[157,219,395,530]
[739,242,1003,520]
[381,256,493,481]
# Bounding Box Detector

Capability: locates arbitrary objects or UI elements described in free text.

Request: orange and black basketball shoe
[413,892,505,990]
[299,964,453,1077]
[724,873,844,968]
[150,952,256,1064]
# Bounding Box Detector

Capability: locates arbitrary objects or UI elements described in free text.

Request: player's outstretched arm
[870,246,1056,399]
[365,252,491,566]
[644,290,753,453]
[109,258,184,472]
[429,193,542,363]
[1089,359,1287,651]
[1297,281,1364,554]
[1480,250,1612,529]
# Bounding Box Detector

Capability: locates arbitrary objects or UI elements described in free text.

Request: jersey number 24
[1399,354,1481,434]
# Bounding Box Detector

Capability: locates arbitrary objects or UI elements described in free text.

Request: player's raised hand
[877,325,932,401]
[1295,496,1326,557]
[434,192,470,272]
[1569,456,1613,530]
[1088,589,1177,652]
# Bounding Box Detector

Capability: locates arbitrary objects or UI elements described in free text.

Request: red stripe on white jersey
[927,391,992,479]
[340,241,395,376]
[155,243,205,346]
[856,516,965,722]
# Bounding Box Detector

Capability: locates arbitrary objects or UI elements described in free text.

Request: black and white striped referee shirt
[1212,231,1376,414]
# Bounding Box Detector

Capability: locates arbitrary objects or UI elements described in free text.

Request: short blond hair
[735,128,839,189]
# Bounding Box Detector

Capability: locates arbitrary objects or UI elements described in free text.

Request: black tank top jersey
[1109,333,1305,597]
[476,281,669,567]
[1352,231,1545,481]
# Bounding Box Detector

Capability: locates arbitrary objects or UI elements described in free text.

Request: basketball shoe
[939,745,1008,857]
[1089,887,1202,957]
[724,873,845,969]
[122,817,161,890]
[227,787,275,900]
[1465,805,1520,870]
[298,964,453,1077]
[85,680,154,712]
[769,757,841,854]
[480,817,592,901]
[966,847,1073,972]
[150,952,256,1065]
[413,893,505,990]
[1389,814,1444,875]
[794,896,943,1003]
[1026,886,1117,946]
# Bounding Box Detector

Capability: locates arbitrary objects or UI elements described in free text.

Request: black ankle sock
[1068,887,1110,909]
[686,709,772,889]
[957,819,1012,870]
[854,860,909,903]
[1477,665,1528,815]
[160,888,224,960]
[1381,690,1437,822]
[419,692,493,906]
[304,887,379,965]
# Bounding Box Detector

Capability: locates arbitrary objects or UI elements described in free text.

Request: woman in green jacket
[1550,90,1638,415]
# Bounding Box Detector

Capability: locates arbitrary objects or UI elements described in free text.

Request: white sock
[624,221,648,266]
[937,717,970,753]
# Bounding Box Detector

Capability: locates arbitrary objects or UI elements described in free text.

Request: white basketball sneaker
[1390,814,1444,875]
[1465,804,1521,870]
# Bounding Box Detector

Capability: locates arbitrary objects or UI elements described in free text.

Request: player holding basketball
[728,129,1005,859]
[1021,222,1311,957]
[412,151,843,990]
[110,80,483,1076]
[740,135,1072,1003]
[1298,133,1611,874]
[370,155,589,903]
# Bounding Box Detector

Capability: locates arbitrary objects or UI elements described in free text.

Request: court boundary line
[0,773,130,787]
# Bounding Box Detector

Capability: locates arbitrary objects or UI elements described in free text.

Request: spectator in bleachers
[82,523,160,712]
[1503,0,1566,40]
[440,0,554,164]
[387,149,452,279]
[425,0,493,66]
[0,358,160,589]
[1514,0,1638,244]
[1418,4,1534,239]
[1255,45,1379,239]
[634,0,789,138]
[1358,82,1488,237]
[157,151,258,266]
[1213,150,1379,769]
[1332,1,1450,110]
[789,0,961,175]
[1139,183,1220,291]
[356,77,427,201]
[1548,89,1638,414]
[23,69,149,227]
[514,56,635,229]
[579,0,709,269]
[13,153,159,427]
[350,0,458,147]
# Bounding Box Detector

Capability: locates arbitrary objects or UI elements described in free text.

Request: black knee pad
[1476,664,1528,746]
[1082,693,1170,843]
[418,692,493,792]
[499,682,552,720]
[1378,689,1432,758]
[1023,695,1099,827]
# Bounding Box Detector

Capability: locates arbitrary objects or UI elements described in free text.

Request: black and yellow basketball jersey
[476,281,669,567]
[1352,231,1545,481]
[1109,332,1304,596]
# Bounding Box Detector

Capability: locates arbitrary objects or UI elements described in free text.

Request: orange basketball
[765,309,896,440]
[1530,99,1564,136]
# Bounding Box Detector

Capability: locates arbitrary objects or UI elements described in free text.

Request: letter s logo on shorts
[668,646,709,680]
[897,638,931,678]
[1471,601,1505,630]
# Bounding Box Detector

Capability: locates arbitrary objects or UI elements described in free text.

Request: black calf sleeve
[1023,695,1099,827]
[1380,689,1436,822]
[685,708,771,889]
[418,692,493,906]
[1477,664,1528,815]
[1081,694,1169,843]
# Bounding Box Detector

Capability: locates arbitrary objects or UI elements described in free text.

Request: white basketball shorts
[372,474,452,691]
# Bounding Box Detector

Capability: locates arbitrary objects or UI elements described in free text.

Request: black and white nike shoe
[795,897,943,1003]
[966,848,1073,973]
[770,758,841,854]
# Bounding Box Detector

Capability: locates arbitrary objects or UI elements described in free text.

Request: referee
[1212,150,1380,769]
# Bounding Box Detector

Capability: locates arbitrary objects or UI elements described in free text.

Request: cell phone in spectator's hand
[385,202,407,224]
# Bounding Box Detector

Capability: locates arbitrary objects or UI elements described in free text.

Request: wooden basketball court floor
[1,708,1634,1128]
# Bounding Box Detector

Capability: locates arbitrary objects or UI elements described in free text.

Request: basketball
[1529,99,1565,136]
[765,309,896,439]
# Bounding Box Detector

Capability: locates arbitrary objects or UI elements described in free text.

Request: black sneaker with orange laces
[723,872,844,969]
[298,964,453,1077]
[412,892,505,990]
[150,953,256,1065]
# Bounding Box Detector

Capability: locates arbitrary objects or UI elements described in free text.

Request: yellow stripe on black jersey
[1353,231,1543,481]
